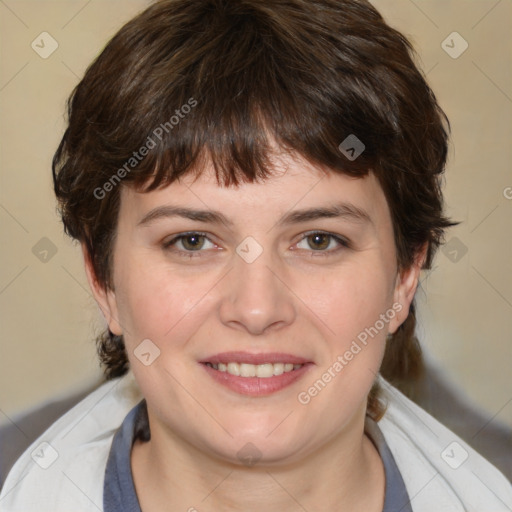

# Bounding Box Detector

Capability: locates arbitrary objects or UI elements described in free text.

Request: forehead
[119,153,390,230]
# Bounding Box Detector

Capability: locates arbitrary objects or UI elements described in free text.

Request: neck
[131,405,385,512]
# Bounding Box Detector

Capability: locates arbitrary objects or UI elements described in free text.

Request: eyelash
[162,231,350,259]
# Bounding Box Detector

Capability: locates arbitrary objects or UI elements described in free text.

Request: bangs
[72,0,415,195]
[131,92,371,194]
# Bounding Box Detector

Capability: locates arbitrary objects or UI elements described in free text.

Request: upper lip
[200,352,312,365]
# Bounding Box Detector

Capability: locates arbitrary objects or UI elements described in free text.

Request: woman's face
[86,151,421,465]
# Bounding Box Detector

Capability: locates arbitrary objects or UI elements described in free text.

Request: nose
[218,246,296,336]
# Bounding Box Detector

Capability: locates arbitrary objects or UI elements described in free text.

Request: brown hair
[52,0,457,420]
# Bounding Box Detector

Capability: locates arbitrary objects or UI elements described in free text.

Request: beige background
[0,0,511,428]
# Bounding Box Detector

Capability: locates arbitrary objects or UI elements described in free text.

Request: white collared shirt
[0,372,511,511]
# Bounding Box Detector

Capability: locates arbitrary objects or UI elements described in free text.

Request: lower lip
[200,363,313,396]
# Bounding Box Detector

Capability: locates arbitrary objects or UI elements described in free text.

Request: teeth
[227,362,239,376]
[273,363,284,376]
[206,362,304,378]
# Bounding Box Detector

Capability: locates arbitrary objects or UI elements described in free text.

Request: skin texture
[83,151,425,511]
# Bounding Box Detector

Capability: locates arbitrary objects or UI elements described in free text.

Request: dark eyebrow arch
[137,202,372,228]
[138,206,234,227]
[275,202,372,227]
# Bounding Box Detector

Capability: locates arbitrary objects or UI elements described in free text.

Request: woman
[1,0,511,510]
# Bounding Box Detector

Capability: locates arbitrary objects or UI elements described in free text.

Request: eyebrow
[137,201,373,228]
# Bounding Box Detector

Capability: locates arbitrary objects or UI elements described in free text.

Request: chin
[213,424,308,465]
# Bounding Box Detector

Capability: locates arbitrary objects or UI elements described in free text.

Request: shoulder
[377,376,512,512]
[0,372,142,512]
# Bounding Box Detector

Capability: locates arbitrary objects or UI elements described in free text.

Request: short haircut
[52,0,457,419]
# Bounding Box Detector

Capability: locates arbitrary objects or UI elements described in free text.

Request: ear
[388,243,428,334]
[81,243,123,335]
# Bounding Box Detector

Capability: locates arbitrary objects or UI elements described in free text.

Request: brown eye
[296,231,350,255]
[180,234,206,251]
[163,231,216,258]
[307,233,331,251]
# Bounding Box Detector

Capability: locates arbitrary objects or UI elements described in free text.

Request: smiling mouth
[204,362,304,378]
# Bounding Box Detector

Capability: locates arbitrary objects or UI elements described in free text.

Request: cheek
[114,262,214,408]
[112,255,214,348]
[305,262,395,344]
[295,269,391,423]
